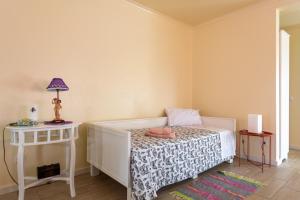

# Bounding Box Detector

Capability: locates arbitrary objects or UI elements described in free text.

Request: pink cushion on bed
[165,108,202,126]
[145,131,176,139]
[149,127,172,135]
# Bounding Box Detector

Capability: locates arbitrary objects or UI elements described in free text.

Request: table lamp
[46,78,69,124]
[248,114,262,134]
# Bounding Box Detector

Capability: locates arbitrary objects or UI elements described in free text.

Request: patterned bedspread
[129,126,233,200]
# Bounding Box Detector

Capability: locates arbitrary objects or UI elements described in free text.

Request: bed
[87,116,236,200]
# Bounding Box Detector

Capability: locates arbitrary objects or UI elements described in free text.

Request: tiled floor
[1,150,300,200]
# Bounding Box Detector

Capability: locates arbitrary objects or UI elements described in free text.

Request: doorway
[278,4,300,164]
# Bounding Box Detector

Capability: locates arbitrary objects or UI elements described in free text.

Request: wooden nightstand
[238,129,272,172]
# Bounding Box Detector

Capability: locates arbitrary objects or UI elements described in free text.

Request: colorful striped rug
[170,171,263,200]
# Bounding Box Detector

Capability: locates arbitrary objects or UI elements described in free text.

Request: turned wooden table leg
[239,133,241,166]
[17,132,25,200]
[261,137,265,172]
[269,136,272,167]
[247,135,250,161]
[69,127,76,197]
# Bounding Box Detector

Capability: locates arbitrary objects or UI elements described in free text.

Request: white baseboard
[74,166,90,176]
[0,184,17,196]
[0,166,89,195]
[238,154,279,166]
[290,145,300,151]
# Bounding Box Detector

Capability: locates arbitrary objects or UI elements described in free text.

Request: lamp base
[44,120,73,125]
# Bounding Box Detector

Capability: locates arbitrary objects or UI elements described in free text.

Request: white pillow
[165,108,202,126]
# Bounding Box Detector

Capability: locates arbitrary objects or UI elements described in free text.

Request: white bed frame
[87,116,236,200]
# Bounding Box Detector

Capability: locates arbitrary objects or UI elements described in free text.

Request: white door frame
[276,11,290,165]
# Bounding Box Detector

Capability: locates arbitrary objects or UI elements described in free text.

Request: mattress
[186,125,236,159]
[129,126,235,200]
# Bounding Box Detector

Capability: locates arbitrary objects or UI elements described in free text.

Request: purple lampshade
[47,78,69,91]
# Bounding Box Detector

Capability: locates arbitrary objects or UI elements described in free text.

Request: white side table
[6,122,81,200]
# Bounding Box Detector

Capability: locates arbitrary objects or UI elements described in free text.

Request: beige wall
[1,0,299,191]
[0,0,193,188]
[192,0,298,163]
[285,25,300,149]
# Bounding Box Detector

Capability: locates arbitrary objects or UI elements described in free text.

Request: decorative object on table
[28,105,38,122]
[46,78,69,124]
[6,122,81,200]
[9,119,38,127]
[248,114,262,134]
[238,129,272,172]
[170,171,263,200]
